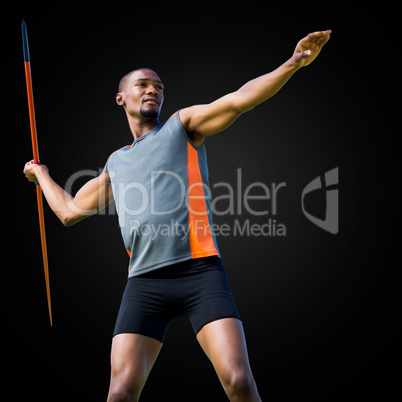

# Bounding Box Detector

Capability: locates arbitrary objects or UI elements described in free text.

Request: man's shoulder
[162,110,203,146]
[109,144,132,159]
[105,144,132,172]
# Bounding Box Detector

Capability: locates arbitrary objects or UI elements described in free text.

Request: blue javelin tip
[21,20,30,62]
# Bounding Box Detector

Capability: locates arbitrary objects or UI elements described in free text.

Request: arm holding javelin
[23,162,113,227]
[180,30,331,145]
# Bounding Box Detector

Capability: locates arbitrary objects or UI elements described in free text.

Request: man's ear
[116,93,125,106]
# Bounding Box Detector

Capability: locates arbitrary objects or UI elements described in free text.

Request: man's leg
[196,318,261,402]
[107,333,163,402]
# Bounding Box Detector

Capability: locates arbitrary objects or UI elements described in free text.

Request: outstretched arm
[23,161,113,226]
[180,30,331,146]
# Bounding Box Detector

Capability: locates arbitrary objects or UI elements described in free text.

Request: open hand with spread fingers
[291,30,331,68]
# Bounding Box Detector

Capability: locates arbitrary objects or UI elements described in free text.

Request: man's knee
[107,378,141,402]
[107,387,131,402]
[223,368,257,398]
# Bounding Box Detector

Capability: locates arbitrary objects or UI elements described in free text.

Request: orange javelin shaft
[22,20,52,326]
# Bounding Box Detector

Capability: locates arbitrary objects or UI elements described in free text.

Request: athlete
[24,30,331,401]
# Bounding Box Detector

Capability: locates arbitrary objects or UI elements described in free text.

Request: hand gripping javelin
[22,20,52,326]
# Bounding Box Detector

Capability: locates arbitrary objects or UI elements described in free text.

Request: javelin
[22,20,52,326]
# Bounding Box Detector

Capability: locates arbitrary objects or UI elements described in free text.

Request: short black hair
[118,67,155,93]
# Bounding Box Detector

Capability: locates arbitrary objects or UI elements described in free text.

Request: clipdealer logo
[63,167,339,236]
[301,167,339,234]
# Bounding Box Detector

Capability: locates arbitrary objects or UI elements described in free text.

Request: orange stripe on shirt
[126,249,132,277]
[186,142,218,258]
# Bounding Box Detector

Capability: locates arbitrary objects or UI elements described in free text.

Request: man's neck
[127,116,161,141]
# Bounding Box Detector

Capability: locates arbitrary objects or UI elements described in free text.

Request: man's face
[117,69,164,119]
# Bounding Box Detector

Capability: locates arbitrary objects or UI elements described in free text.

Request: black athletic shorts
[113,256,240,343]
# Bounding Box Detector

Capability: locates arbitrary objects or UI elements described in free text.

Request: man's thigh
[108,333,162,398]
[196,318,251,371]
[196,318,261,400]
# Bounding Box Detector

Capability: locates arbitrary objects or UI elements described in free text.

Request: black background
[4,3,397,401]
